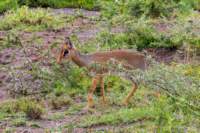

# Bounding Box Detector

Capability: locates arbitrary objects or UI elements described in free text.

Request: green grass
[1,127,16,133]
[11,117,26,127]
[98,0,199,50]
[95,12,200,50]
[48,94,72,109]
[0,98,45,119]
[21,0,100,10]
[79,107,157,127]
[0,0,101,14]
[0,0,18,14]
[0,112,9,121]
[100,0,198,19]
[64,103,85,115]
[0,0,199,131]
[0,6,74,31]
[47,112,65,121]
[73,94,200,132]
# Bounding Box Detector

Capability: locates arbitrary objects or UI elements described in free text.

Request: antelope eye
[63,50,69,56]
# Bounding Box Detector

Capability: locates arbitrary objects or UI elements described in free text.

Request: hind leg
[99,76,106,104]
[153,91,161,98]
[122,81,138,106]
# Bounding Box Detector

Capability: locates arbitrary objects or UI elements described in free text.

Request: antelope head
[57,37,75,64]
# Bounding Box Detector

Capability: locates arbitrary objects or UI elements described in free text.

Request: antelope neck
[71,50,90,68]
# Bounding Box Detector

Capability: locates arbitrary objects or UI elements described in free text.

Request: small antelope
[57,37,147,109]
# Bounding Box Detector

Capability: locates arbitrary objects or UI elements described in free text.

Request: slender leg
[99,76,106,104]
[154,91,161,98]
[86,76,99,109]
[122,81,138,106]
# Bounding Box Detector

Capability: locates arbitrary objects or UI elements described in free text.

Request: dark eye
[63,50,69,56]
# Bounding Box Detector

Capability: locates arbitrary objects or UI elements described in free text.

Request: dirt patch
[0,89,8,101]
[0,8,198,132]
[10,109,88,133]
[146,48,178,63]
[53,8,100,17]
[0,8,101,101]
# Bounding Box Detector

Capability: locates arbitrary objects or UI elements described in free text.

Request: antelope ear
[65,37,73,49]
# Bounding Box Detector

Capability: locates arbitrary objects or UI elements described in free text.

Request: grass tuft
[0,6,71,31]
[48,95,72,110]
[0,98,45,119]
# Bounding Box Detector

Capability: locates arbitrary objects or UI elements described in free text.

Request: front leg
[86,76,99,109]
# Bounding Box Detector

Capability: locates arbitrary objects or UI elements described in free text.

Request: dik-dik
[57,37,147,109]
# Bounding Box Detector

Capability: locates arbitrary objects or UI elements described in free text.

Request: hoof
[79,106,95,114]
[121,100,129,106]
[100,97,108,105]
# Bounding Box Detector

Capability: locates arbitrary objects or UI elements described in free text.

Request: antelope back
[89,50,146,70]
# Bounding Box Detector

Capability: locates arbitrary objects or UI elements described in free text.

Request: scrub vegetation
[0,0,199,132]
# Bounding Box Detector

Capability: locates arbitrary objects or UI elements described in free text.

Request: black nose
[63,50,69,56]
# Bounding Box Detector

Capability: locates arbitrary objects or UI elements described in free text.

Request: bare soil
[0,8,196,132]
[0,8,103,132]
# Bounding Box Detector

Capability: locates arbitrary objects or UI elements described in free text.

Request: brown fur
[57,38,147,109]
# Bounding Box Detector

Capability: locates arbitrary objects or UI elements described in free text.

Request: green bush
[128,0,145,18]
[96,20,184,50]
[18,0,99,10]
[11,117,26,127]
[125,21,161,50]
[128,0,188,18]
[180,0,200,11]
[0,98,45,119]
[0,0,18,14]
[0,6,68,31]
[101,0,197,19]
[0,0,100,13]
[97,31,131,50]
[48,95,72,109]
[40,60,91,97]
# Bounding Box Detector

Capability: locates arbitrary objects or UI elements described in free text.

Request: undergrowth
[0,0,18,14]
[77,95,199,132]
[0,0,101,14]
[0,1,199,131]
[18,0,100,10]
[0,98,44,119]
[0,6,74,31]
[100,0,198,19]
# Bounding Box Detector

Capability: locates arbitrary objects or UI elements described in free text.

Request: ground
[0,7,199,133]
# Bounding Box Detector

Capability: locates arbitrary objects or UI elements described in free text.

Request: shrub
[0,0,18,14]
[41,62,90,96]
[182,65,200,80]
[125,21,161,50]
[0,6,68,31]
[97,31,131,50]
[180,0,200,11]
[11,117,26,127]
[128,0,197,18]
[53,81,68,97]
[128,0,145,18]
[100,1,121,19]
[144,0,177,18]
[0,98,45,119]
[48,95,72,109]
[101,0,196,19]
[96,20,184,50]
[18,0,99,10]
[21,99,44,119]
[0,0,101,14]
